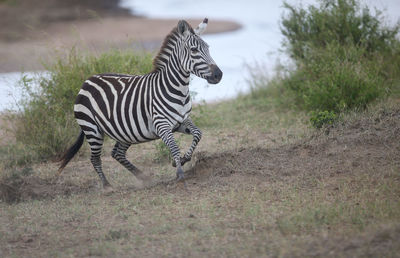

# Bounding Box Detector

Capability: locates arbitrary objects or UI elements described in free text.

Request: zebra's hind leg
[86,134,112,189]
[111,142,150,182]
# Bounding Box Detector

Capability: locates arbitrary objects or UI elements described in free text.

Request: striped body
[75,72,192,144]
[58,19,222,188]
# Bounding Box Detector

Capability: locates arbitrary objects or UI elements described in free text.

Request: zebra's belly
[98,115,158,144]
[104,130,159,144]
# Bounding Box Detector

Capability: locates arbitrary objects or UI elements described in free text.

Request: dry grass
[1,98,400,257]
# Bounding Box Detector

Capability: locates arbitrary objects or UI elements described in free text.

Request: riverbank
[0,0,240,73]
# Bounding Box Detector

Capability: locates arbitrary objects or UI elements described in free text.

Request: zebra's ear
[194,18,208,35]
[177,20,191,38]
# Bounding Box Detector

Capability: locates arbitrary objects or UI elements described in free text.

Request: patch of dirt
[0,175,96,204]
[184,107,400,187]
[2,108,399,203]
[297,223,400,257]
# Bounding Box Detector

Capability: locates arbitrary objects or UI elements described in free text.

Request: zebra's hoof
[172,156,191,167]
[102,185,115,195]
[176,167,185,181]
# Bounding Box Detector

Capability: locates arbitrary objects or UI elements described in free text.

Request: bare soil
[2,107,399,202]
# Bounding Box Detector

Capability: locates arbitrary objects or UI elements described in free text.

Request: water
[1,0,399,110]
[121,0,292,101]
[120,0,400,102]
[0,72,25,111]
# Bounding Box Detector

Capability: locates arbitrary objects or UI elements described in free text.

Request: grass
[1,158,399,257]
[1,94,399,257]
[276,172,400,234]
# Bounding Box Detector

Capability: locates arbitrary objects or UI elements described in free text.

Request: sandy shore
[0,17,241,73]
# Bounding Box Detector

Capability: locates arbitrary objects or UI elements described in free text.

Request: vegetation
[281,0,399,62]
[250,0,400,127]
[1,100,399,257]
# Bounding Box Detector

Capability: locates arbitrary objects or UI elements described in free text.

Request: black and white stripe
[58,18,222,188]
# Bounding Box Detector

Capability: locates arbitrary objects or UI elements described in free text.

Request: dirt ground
[2,106,399,204]
[1,104,399,257]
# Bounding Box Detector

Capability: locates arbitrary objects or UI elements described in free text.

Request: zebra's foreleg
[157,127,184,181]
[173,119,202,167]
[111,142,150,181]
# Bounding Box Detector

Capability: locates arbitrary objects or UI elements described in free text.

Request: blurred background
[0,0,399,110]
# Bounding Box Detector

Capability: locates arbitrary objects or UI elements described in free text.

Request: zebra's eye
[191,47,199,53]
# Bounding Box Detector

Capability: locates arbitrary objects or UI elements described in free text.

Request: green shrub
[153,137,182,164]
[153,140,172,163]
[12,48,153,162]
[310,110,337,129]
[276,0,400,114]
[282,42,388,112]
[281,0,400,62]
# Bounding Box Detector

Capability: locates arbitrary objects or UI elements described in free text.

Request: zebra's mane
[152,22,195,71]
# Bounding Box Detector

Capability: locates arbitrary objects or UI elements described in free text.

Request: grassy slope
[1,94,399,257]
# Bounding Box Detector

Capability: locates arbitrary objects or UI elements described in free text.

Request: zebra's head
[177,18,223,84]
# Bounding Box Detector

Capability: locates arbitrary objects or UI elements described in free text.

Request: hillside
[1,101,399,257]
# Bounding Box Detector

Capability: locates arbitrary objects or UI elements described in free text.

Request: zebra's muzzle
[206,64,223,84]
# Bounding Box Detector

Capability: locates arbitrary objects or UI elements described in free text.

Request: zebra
[57,18,223,189]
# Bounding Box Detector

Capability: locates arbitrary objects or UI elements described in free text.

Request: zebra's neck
[151,61,190,99]
[151,29,191,96]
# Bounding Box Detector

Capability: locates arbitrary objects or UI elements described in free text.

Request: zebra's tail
[57,130,85,175]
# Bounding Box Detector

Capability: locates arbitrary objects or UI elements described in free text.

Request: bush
[282,42,388,112]
[277,0,400,116]
[281,0,400,62]
[11,48,153,162]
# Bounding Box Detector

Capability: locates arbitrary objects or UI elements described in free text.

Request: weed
[191,100,213,127]
[153,138,183,163]
[153,140,171,163]
[310,110,337,129]
[105,229,130,241]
